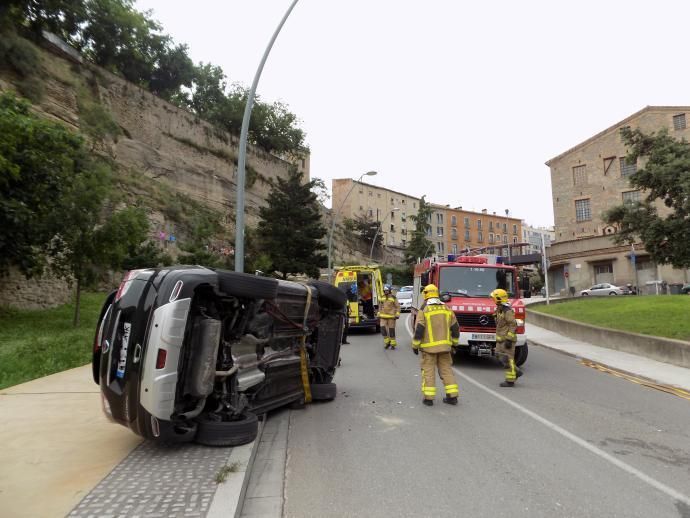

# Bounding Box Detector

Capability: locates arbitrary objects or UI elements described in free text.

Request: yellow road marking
[580,359,690,402]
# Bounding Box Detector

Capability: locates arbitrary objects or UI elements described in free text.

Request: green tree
[258,169,327,279]
[0,93,88,276]
[604,128,690,268]
[404,195,435,265]
[343,214,382,249]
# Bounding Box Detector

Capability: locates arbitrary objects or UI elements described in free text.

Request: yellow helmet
[422,284,440,300]
[490,288,509,304]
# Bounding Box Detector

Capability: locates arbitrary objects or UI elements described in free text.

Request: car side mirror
[440,293,451,303]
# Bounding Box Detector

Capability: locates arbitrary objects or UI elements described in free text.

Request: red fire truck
[411,255,529,365]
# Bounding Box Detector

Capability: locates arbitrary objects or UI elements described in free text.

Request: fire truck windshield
[438,266,515,298]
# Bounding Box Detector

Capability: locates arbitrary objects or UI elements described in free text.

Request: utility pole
[541,232,550,305]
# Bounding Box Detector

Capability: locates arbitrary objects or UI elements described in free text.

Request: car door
[595,283,611,296]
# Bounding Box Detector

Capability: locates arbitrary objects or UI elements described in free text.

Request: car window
[399,286,412,292]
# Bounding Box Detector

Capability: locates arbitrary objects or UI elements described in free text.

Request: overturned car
[92,266,346,446]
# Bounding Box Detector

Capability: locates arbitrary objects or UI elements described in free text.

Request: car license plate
[471,333,495,341]
[116,322,132,379]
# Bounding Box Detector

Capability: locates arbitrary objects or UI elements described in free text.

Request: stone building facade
[545,106,690,295]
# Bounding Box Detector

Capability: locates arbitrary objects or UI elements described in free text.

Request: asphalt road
[284,315,690,518]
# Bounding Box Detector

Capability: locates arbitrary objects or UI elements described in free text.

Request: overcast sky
[136,0,689,228]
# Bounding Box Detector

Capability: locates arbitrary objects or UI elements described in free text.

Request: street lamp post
[505,209,512,265]
[327,171,378,281]
[234,0,299,273]
[370,208,400,260]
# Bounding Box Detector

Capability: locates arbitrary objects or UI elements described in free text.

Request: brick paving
[68,441,232,518]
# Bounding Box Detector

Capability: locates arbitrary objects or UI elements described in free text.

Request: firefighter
[412,284,460,406]
[491,288,523,387]
[379,285,400,349]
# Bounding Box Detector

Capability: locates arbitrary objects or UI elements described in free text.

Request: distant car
[682,284,690,294]
[580,283,630,296]
[395,285,414,312]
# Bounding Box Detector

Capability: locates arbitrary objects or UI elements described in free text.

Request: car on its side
[580,283,630,296]
[93,266,346,446]
[395,285,414,312]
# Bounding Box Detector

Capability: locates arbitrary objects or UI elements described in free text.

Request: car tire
[582,293,589,296]
[307,280,347,310]
[310,382,337,401]
[514,343,528,366]
[216,270,278,299]
[195,412,259,447]
[609,292,617,296]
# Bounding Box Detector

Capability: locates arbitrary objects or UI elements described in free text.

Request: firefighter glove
[413,348,419,355]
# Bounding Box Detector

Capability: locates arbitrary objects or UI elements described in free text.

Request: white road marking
[404,314,690,506]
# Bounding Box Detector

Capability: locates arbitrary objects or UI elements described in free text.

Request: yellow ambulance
[333,265,384,332]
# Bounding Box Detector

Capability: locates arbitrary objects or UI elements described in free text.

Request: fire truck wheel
[514,343,528,366]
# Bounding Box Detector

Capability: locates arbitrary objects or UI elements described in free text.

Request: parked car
[92,266,346,446]
[682,284,690,294]
[580,283,630,296]
[395,285,414,312]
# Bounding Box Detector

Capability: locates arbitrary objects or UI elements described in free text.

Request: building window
[573,165,587,185]
[413,202,416,208]
[489,233,494,244]
[402,239,406,247]
[620,157,637,177]
[489,221,494,232]
[464,217,470,228]
[512,224,517,235]
[401,212,406,222]
[437,226,444,237]
[391,211,396,220]
[622,190,641,205]
[437,242,445,254]
[451,215,457,226]
[401,228,407,236]
[452,244,458,255]
[575,199,592,222]
[594,263,613,275]
[359,205,363,210]
[377,193,381,198]
[513,236,518,244]
[368,209,373,217]
[451,228,457,240]
[390,224,395,232]
[368,191,373,197]
[603,156,616,175]
[436,213,444,224]
[478,231,483,243]
[359,188,363,194]
[673,113,686,130]
[464,230,470,241]
[477,219,482,230]
[503,235,508,244]
[426,227,432,237]
[402,199,406,205]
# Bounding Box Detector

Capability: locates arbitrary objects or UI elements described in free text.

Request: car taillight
[155,349,167,369]
[115,269,146,302]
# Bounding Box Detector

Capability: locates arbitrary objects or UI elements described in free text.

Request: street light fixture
[234,0,299,273]
[370,207,400,260]
[505,209,512,265]
[327,170,378,281]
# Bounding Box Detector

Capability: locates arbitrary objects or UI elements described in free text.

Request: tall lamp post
[327,170,378,281]
[235,0,299,273]
[370,207,400,260]
[505,209,512,265]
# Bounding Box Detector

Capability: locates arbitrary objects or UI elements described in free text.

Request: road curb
[234,416,266,518]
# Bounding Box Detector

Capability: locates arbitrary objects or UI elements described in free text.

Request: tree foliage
[343,214,382,249]
[5,0,307,155]
[404,196,435,265]
[604,128,690,269]
[257,170,327,279]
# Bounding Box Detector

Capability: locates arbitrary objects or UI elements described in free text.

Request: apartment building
[521,224,555,255]
[545,106,690,294]
[432,205,523,258]
[331,179,421,248]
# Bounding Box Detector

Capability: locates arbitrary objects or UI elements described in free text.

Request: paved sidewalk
[528,323,690,392]
[0,365,142,518]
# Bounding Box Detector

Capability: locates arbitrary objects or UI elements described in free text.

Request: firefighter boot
[389,338,397,350]
[423,399,434,406]
[443,396,458,405]
[516,367,524,378]
[384,337,391,349]
[500,381,515,387]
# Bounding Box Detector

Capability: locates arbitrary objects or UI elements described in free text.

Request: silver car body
[580,283,629,296]
[395,286,414,311]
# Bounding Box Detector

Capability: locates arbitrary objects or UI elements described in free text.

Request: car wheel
[582,293,589,296]
[195,412,259,447]
[307,280,347,309]
[609,292,617,296]
[310,382,337,401]
[216,270,278,299]
[514,343,528,366]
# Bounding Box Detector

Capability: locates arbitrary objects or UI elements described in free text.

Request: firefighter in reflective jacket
[491,288,523,387]
[412,284,460,406]
[379,285,400,349]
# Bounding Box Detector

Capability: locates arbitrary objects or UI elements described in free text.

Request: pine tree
[257,169,327,279]
[404,195,435,265]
